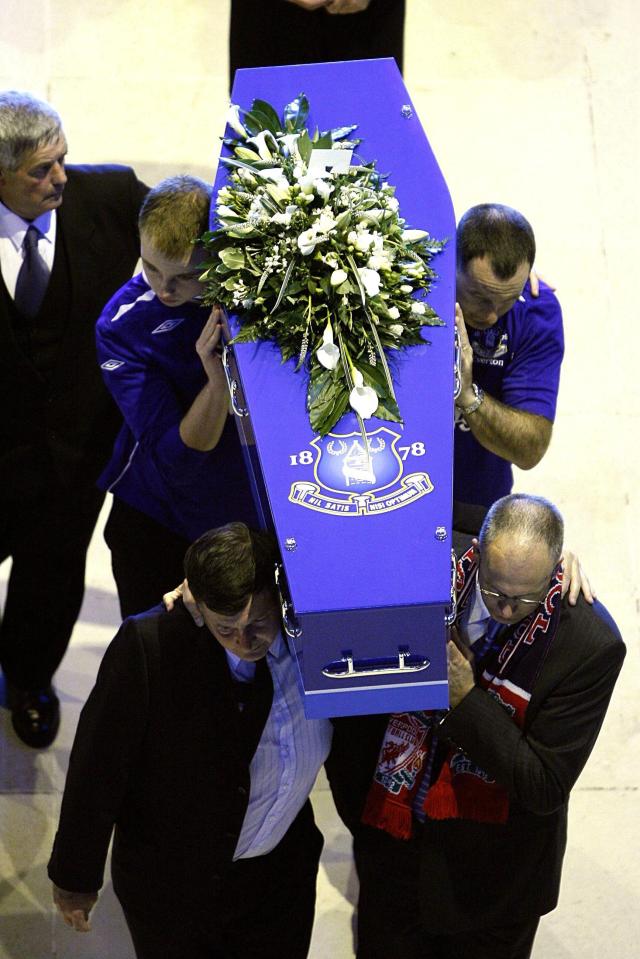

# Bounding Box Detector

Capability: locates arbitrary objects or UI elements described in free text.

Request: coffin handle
[322,648,430,678]
[444,549,457,626]
[274,562,302,639]
[453,325,462,399]
[222,343,249,417]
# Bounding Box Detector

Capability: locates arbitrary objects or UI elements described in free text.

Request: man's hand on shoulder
[163,579,204,627]
[528,269,557,298]
[561,550,596,606]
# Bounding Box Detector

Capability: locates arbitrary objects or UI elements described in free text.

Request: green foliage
[205,95,446,435]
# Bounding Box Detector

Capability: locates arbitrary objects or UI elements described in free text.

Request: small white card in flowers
[307,149,353,176]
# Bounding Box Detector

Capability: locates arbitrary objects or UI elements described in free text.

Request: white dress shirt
[0,201,56,297]
[225,633,333,859]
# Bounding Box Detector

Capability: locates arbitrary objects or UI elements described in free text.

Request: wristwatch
[458,383,484,416]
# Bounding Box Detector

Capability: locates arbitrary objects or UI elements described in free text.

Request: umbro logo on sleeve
[101,359,125,371]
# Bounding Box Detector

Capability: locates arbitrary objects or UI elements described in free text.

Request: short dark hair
[457,203,536,279]
[184,523,279,615]
[479,493,564,565]
[138,175,211,260]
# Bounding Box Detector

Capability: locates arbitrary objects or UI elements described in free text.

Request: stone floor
[1,1,638,956]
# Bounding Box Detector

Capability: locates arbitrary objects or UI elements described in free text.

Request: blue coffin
[214,59,456,717]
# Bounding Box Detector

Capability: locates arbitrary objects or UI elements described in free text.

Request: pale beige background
[0,1,638,956]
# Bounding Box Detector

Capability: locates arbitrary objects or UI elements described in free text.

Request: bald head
[479,494,564,565]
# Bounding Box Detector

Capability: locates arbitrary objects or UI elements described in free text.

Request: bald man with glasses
[327,493,625,959]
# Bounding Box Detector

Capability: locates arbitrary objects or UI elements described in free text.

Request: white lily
[349,369,379,418]
[330,269,348,287]
[216,204,238,219]
[298,228,321,256]
[226,104,247,139]
[279,133,300,158]
[317,323,340,370]
[357,267,381,298]
[245,131,274,162]
[401,228,428,243]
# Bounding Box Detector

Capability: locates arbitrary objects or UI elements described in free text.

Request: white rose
[388,307,400,320]
[355,231,374,252]
[400,284,413,293]
[389,324,404,336]
[367,253,392,271]
[411,301,426,315]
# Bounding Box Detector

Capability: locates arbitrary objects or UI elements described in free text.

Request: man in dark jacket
[0,90,147,746]
[49,523,332,959]
[327,493,625,959]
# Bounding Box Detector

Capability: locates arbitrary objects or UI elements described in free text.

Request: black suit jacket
[48,602,316,916]
[0,165,147,492]
[327,595,626,933]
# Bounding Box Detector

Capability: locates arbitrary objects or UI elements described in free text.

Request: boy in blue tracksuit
[96,176,257,616]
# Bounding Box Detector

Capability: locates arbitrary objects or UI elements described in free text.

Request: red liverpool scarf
[362,547,563,838]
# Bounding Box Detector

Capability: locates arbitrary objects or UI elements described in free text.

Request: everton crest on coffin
[207,59,456,718]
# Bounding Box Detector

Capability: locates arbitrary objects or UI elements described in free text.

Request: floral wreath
[201,95,445,437]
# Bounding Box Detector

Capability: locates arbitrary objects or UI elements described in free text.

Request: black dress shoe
[7,684,60,748]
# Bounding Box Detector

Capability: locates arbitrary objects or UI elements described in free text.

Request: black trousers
[354,827,539,959]
[0,477,104,690]
[119,808,324,959]
[229,0,406,89]
[104,497,190,619]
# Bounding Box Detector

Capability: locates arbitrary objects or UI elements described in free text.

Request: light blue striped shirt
[226,633,333,860]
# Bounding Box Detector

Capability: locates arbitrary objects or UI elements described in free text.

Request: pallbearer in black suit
[0,91,147,747]
[327,493,626,959]
[49,524,332,959]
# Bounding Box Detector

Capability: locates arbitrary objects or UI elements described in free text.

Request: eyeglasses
[478,585,544,607]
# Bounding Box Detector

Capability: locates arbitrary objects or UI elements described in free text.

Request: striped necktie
[14,225,49,318]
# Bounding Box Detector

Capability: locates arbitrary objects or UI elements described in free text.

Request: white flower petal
[317,342,340,370]
[226,104,247,139]
[349,384,379,419]
[297,229,318,256]
[388,306,400,320]
[402,229,428,243]
[330,269,348,287]
[411,301,426,315]
[245,130,274,162]
[357,267,381,298]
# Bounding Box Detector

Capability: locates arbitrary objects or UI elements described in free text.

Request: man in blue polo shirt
[454,204,564,511]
